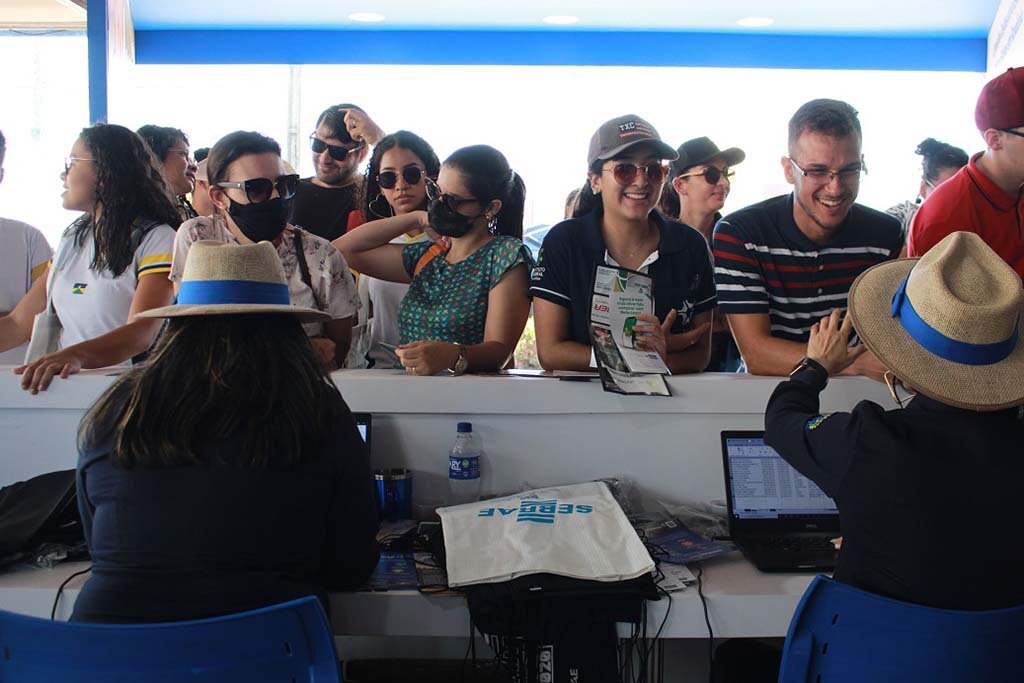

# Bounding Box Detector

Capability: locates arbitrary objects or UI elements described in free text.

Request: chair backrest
[778,575,1024,683]
[0,595,340,682]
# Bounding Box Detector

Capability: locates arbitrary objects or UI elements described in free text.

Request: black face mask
[228,197,293,243]
[428,198,482,239]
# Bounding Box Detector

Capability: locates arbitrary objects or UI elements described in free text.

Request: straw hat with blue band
[138,240,329,322]
[848,231,1024,411]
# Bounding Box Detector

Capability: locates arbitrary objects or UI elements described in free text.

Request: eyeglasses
[216,174,300,204]
[425,178,480,212]
[309,134,365,161]
[884,370,917,409]
[605,162,667,187]
[788,157,866,185]
[378,166,424,189]
[1000,128,1024,139]
[63,156,94,174]
[678,166,735,185]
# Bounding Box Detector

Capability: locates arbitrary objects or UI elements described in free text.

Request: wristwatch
[449,345,469,376]
[789,356,829,385]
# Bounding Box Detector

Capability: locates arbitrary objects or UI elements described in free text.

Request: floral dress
[399,236,534,346]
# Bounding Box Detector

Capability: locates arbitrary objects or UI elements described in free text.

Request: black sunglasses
[678,166,735,185]
[1001,128,1024,139]
[216,174,300,204]
[378,166,424,189]
[425,178,480,212]
[606,161,666,187]
[309,134,365,161]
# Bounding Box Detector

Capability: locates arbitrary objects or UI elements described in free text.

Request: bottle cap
[457,422,472,433]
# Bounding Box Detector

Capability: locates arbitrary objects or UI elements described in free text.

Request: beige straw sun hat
[138,240,328,322]
[848,231,1024,411]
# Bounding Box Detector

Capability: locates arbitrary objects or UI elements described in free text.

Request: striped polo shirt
[712,194,902,342]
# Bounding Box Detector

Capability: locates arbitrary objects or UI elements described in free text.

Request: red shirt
[908,152,1024,278]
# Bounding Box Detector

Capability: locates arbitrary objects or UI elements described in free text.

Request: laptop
[353,413,372,453]
[721,430,839,573]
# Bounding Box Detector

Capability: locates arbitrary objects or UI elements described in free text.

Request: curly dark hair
[136,125,189,163]
[72,123,182,277]
[362,130,441,219]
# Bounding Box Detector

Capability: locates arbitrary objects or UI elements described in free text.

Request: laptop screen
[724,435,836,520]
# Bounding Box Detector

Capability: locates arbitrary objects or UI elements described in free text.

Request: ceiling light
[542,15,580,26]
[737,17,775,28]
[349,12,386,23]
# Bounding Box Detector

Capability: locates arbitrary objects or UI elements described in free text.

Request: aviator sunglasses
[309,134,365,161]
[606,161,667,186]
[216,174,300,204]
[677,166,735,185]
[378,166,425,189]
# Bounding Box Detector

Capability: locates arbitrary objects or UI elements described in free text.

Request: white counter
[0,369,892,508]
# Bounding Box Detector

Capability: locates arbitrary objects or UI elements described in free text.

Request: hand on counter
[396,340,459,376]
[15,348,85,394]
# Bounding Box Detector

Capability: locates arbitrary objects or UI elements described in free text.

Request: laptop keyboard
[754,536,837,552]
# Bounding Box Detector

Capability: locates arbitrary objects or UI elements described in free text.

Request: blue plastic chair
[0,595,341,682]
[778,575,1024,683]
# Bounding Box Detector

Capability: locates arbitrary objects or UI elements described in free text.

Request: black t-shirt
[290,179,359,241]
[529,208,717,345]
[765,367,1024,611]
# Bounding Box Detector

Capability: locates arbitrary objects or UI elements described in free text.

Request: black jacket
[72,404,379,623]
[765,364,1024,611]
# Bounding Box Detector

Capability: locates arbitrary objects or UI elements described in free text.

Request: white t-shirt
[49,223,175,350]
[171,216,359,337]
[366,231,430,367]
[0,218,52,365]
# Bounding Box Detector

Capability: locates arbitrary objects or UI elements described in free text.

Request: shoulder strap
[413,243,447,278]
[292,228,323,310]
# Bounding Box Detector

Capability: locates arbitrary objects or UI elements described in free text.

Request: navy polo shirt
[529,209,717,346]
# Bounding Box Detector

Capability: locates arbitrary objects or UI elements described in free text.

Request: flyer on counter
[590,264,670,396]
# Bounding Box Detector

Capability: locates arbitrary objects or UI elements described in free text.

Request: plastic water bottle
[448,422,483,505]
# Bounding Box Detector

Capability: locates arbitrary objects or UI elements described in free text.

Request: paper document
[590,265,670,396]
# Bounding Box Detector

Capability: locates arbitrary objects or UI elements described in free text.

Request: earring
[368,194,394,219]
[487,215,498,234]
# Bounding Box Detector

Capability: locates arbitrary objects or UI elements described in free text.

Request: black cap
[670,137,746,177]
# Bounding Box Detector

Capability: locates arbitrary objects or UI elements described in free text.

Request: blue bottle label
[449,454,480,480]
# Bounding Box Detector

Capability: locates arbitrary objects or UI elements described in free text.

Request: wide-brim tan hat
[138,240,329,323]
[848,231,1024,411]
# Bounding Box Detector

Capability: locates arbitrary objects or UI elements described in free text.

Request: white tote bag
[23,232,73,364]
[437,481,654,588]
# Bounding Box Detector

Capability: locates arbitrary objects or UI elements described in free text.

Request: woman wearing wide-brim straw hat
[763,231,1024,613]
[72,240,379,624]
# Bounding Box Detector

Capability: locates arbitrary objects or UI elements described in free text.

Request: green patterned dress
[399,236,534,345]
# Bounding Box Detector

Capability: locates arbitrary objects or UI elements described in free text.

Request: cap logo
[617,120,653,140]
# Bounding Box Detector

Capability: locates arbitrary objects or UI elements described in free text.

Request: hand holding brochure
[590,264,671,396]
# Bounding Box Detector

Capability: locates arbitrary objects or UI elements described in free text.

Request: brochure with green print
[590,264,670,396]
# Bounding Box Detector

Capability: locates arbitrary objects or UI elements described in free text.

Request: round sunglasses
[377,166,424,189]
[425,178,480,212]
[677,166,735,185]
[605,161,667,186]
[309,134,365,162]
[216,174,300,204]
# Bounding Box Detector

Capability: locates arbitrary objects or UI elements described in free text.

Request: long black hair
[362,130,441,219]
[571,159,604,219]
[73,123,181,277]
[916,138,968,183]
[445,145,526,239]
[78,314,345,468]
[136,125,189,163]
